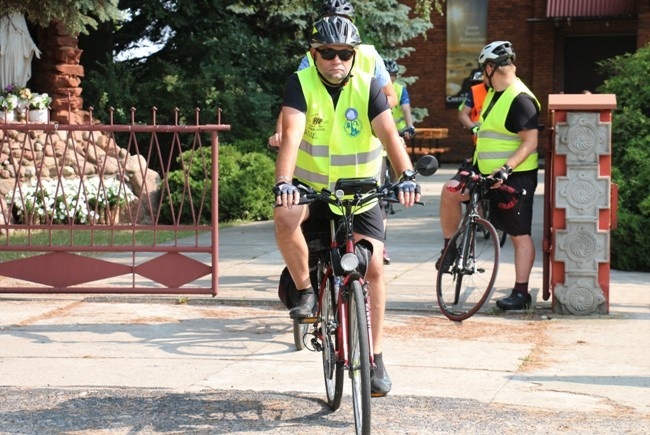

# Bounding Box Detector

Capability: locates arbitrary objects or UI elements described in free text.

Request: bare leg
[510,234,535,283]
[356,234,386,354]
[440,180,468,239]
[274,205,311,289]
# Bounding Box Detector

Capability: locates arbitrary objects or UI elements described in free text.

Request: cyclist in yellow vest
[267,0,396,148]
[380,59,414,264]
[273,15,418,396]
[385,59,415,139]
[437,41,540,311]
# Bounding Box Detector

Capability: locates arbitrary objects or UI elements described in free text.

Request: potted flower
[27,92,51,123]
[15,86,32,121]
[0,93,18,122]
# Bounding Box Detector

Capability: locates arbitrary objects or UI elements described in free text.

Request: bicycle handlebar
[458,170,526,197]
[294,179,423,211]
[274,154,439,209]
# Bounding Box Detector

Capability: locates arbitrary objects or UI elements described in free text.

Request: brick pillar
[34,21,85,125]
[545,94,617,315]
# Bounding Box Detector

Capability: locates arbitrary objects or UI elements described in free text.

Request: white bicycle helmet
[478,41,516,67]
[321,0,355,20]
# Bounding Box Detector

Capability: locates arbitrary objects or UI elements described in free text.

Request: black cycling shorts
[489,169,538,236]
[303,200,385,244]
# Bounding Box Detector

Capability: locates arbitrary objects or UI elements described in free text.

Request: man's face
[312,44,355,84]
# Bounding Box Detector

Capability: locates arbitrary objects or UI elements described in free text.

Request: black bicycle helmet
[320,0,355,20]
[384,59,399,74]
[470,69,484,83]
[478,41,516,67]
[310,15,361,48]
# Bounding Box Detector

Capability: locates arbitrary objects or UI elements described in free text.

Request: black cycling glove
[273,182,299,198]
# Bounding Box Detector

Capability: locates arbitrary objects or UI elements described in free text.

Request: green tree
[598,44,650,271]
[0,0,121,34]
[81,0,436,141]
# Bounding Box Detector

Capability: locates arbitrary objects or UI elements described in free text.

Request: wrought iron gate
[0,109,229,295]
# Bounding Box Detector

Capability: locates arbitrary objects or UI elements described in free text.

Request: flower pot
[14,107,26,121]
[0,110,15,123]
[98,206,120,224]
[28,109,49,123]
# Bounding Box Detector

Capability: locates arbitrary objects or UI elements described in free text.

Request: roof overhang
[547,0,637,18]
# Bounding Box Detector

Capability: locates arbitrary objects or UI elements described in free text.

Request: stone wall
[0,127,161,225]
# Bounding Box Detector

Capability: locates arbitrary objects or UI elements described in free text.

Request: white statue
[0,13,42,90]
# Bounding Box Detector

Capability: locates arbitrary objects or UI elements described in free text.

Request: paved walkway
[1,168,649,433]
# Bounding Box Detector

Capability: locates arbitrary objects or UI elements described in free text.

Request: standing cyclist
[273,15,419,396]
[436,41,540,311]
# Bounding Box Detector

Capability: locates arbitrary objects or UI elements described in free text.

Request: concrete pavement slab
[1,167,649,433]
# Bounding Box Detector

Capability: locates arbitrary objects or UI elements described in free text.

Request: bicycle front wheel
[348,279,371,435]
[321,275,343,410]
[436,217,500,321]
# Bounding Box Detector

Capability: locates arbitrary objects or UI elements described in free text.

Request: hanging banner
[445,0,489,107]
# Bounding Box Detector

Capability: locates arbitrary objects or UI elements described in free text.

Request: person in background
[457,69,488,145]
[436,41,540,311]
[268,0,396,148]
[273,15,420,396]
[385,59,415,140]
[380,58,415,265]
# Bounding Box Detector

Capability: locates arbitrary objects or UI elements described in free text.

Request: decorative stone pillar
[546,94,617,315]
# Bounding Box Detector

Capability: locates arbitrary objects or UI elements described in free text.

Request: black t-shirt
[483,91,539,133]
[282,72,389,121]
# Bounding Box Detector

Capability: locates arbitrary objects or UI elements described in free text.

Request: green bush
[218,144,275,222]
[160,143,275,224]
[598,44,650,271]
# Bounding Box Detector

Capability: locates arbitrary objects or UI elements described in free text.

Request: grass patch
[0,228,207,262]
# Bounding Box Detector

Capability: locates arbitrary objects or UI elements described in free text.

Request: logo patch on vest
[344,108,361,137]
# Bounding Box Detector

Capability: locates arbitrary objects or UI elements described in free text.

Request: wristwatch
[502,164,513,175]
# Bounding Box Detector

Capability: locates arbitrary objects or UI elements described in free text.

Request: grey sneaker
[371,354,392,397]
[289,290,316,319]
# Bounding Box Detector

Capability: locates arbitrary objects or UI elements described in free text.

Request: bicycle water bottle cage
[334,177,378,196]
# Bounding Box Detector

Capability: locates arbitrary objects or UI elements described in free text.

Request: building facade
[401,0,650,162]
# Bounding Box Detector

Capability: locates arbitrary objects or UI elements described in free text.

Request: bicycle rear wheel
[436,217,500,321]
[348,279,371,435]
[321,275,343,410]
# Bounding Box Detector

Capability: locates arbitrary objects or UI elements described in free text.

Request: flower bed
[7,177,137,224]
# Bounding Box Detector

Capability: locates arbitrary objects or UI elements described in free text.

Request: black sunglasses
[316,48,355,61]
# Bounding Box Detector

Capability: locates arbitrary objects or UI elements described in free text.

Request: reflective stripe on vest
[476,79,540,174]
[391,82,406,131]
[296,66,381,214]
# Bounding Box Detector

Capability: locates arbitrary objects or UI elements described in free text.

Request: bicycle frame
[457,185,484,272]
[436,171,501,321]
[314,206,375,372]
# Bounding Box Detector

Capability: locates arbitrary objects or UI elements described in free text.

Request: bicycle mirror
[416,155,439,177]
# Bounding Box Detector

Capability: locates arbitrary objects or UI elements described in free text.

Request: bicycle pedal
[299,316,318,324]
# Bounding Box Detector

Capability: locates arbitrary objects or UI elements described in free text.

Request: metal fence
[0,109,229,295]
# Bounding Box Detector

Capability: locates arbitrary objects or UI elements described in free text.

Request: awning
[547,0,637,18]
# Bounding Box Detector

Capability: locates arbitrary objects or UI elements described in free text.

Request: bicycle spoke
[437,218,499,321]
[321,275,343,410]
